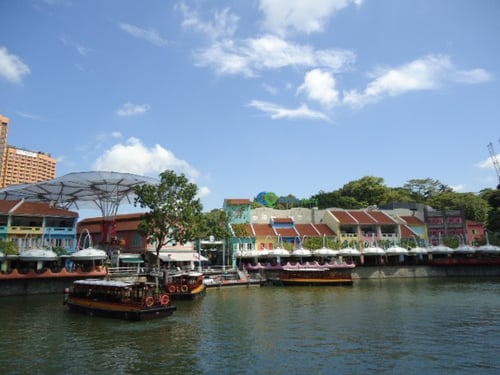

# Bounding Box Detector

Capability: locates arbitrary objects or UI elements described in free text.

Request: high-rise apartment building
[0,113,57,188]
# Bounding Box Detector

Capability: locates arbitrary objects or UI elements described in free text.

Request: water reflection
[1,279,500,374]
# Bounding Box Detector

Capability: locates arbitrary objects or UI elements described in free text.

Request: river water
[1,277,499,375]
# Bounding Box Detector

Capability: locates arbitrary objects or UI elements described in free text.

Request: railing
[107,266,147,276]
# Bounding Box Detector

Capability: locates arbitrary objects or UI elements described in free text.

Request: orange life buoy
[160,294,170,305]
[145,296,154,307]
[168,284,177,293]
[180,285,189,293]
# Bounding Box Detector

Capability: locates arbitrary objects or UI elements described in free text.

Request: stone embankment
[352,265,500,279]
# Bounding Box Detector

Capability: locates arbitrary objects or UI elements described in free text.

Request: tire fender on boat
[160,294,170,305]
[180,285,189,293]
[168,285,177,293]
[145,296,154,307]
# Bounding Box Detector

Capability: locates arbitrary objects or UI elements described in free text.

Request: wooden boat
[165,271,206,300]
[64,279,176,321]
[271,263,354,286]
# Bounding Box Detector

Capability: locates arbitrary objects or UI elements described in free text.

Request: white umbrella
[385,245,408,255]
[269,247,290,257]
[407,247,428,255]
[19,248,59,261]
[71,248,107,261]
[291,248,312,257]
[428,244,454,254]
[338,247,361,256]
[312,247,339,257]
[454,244,476,254]
[362,245,386,256]
[476,243,500,254]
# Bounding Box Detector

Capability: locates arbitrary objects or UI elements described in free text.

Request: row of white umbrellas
[235,243,500,258]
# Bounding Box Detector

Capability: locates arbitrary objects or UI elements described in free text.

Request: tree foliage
[133,170,203,255]
[0,240,19,255]
[427,192,489,223]
[199,209,232,240]
[307,176,496,226]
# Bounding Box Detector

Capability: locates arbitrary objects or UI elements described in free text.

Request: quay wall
[0,277,81,297]
[351,265,500,279]
[2,266,500,296]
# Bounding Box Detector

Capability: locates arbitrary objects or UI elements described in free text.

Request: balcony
[9,226,43,235]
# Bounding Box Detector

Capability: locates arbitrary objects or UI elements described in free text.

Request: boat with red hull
[165,271,206,300]
[64,279,176,321]
[271,262,355,286]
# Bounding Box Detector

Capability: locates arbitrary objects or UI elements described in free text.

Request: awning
[120,257,144,264]
[159,252,208,262]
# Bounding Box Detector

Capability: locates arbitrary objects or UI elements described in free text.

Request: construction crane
[487,140,500,189]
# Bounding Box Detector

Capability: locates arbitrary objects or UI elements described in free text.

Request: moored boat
[271,263,355,286]
[165,271,206,300]
[64,279,176,321]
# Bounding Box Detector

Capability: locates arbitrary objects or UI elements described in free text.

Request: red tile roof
[313,223,336,236]
[252,223,276,237]
[274,227,298,238]
[400,225,418,238]
[400,216,425,225]
[295,224,320,237]
[272,217,294,224]
[367,211,397,224]
[330,210,358,224]
[347,210,377,224]
[0,199,78,217]
[225,199,252,205]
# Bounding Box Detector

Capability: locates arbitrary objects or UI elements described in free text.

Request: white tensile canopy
[0,171,159,217]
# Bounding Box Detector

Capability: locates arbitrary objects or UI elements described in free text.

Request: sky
[1,0,500,217]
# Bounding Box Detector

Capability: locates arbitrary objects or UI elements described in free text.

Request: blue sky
[1,0,499,216]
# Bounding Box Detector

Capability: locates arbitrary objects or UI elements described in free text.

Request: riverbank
[2,264,500,296]
[351,264,500,279]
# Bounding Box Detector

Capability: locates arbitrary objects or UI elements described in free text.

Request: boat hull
[66,298,176,321]
[170,284,207,300]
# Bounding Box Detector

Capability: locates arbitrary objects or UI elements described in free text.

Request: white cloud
[0,46,30,84]
[197,186,211,200]
[116,102,151,117]
[119,22,170,47]
[179,4,238,40]
[297,69,339,108]
[259,0,362,37]
[450,184,465,192]
[193,34,355,77]
[248,100,330,121]
[343,55,493,108]
[93,137,200,180]
[478,154,500,170]
[15,111,44,121]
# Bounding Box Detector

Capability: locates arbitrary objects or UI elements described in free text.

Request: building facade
[0,199,78,253]
[0,114,57,188]
[0,115,9,186]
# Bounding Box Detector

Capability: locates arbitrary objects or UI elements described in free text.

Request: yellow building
[0,114,56,188]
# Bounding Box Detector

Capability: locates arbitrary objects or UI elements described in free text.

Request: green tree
[403,178,452,201]
[428,192,489,222]
[199,209,232,240]
[133,170,203,291]
[311,190,363,209]
[339,176,392,207]
[0,240,19,255]
[482,189,500,232]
